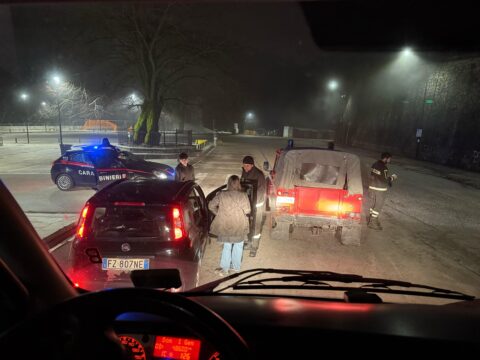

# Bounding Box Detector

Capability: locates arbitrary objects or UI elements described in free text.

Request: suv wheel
[56,173,74,191]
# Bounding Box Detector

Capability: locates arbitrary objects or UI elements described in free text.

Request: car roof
[281,147,337,152]
[90,179,194,205]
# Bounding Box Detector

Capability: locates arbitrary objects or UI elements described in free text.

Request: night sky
[3,1,474,130]
[4,2,346,130]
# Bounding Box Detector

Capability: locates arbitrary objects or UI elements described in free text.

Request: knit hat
[242,156,254,165]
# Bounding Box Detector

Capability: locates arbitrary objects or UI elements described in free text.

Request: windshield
[1,1,479,305]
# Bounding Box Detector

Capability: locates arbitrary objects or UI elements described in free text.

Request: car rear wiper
[188,268,474,302]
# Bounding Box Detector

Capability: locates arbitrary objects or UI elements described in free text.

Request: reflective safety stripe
[252,234,261,239]
[369,186,387,191]
[371,213,378,218]
[369,209,379,215]
[256,201,264,208]
[371,168,382,175]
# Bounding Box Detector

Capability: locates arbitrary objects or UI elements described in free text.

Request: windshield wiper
[188,268,474,302]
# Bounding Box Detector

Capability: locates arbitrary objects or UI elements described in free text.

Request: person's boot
[367,214,372,226]
[368,217,382,230]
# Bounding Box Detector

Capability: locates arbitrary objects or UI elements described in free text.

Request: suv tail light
[76,204,90,239]
[172,207,186,240]
[340,195,363,220]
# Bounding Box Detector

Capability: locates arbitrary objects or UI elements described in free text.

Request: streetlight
[19,92,30,144]
[50,74,64,145]
[244,112,255,133]
[402,47,412,56]
[328,80,338,91]
[327,80,350,144]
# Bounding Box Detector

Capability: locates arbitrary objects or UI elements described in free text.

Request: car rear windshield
[90,206,170,240]
[299,163,340,185]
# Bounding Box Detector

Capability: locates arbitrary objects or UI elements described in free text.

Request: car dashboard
[112,294,480,359]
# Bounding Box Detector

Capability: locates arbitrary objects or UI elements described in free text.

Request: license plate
[102,258,150,271]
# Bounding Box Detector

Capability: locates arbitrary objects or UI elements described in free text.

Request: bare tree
[101,3,231,145]
[39,81,104,125]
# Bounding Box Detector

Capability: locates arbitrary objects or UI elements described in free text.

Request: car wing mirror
[263,160,269,171]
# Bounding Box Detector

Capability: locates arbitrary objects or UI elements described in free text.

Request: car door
[205,180,257,242]
[93,150,128,187]
[67,152,96,187]
[186,186,208,258]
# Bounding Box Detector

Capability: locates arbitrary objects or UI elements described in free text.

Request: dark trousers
[245,202,265,254]
[368,189,387,220]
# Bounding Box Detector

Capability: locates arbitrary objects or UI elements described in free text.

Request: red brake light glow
[81,205,89,218]
[173,207,180,219]
[113,201,145,206]
[76,204,90,239]
[172,207,185,240]
[77,223,85,238]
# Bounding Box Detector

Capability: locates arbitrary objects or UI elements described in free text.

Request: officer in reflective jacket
[241,155,266,257]
[367,152,398,230]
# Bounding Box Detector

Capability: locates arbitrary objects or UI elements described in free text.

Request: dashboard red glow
[153,336,201,360]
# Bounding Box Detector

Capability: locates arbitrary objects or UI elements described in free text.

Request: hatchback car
[266,145,364,245]
[51,147,175,191]
[69,179,210,290]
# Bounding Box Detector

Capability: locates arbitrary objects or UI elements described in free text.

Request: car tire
[56,173,74,191]
[269,218,291,241]
[337,224,362,246]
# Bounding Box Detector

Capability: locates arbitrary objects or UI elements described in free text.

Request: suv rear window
[299,163,339,185]
[90,206,170,240]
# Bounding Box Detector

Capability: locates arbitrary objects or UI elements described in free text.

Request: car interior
[1,1,479,359]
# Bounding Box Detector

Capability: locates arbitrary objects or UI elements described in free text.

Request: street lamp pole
[20,93,30,144]
[57,96,63,145]
[52,75,64,145]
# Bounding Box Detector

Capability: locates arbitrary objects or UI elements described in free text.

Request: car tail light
[113,201,145,206]
[76,204,90,239]
[340,194,363,219]
[172,207,185,240]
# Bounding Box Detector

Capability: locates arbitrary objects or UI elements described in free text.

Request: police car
[50,145,175,191]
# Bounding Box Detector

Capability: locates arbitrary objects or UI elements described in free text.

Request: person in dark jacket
[241,155,266,257]
[209,175,251,276]
[175,152,195,182]
[367,152,398,230]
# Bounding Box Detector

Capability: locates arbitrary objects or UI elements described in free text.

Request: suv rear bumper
[273,213,360,228]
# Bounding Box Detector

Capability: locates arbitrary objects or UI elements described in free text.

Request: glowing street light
[41,101,47,106]
[20,93,29,101]
[328,80,338,91]
[402,47,413,56]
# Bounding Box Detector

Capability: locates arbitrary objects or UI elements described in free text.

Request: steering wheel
[1,288,250,360]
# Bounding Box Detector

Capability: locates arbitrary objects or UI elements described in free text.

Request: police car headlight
[154,171,168,179]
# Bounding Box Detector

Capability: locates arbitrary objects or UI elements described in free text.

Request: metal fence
[118,130,214,147]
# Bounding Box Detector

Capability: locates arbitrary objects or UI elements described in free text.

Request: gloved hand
[390,174,398,180]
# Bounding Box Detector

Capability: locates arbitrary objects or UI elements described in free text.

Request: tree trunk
[134,101,163,146]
